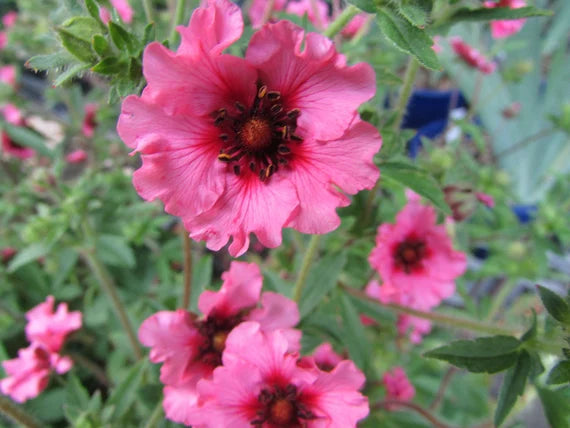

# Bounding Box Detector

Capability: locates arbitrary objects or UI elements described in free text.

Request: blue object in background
[511,204,538,224]
[400,89,468,158]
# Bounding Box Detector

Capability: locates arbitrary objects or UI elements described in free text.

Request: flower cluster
[368,191,466,342]
[118,0,381,257]
[0,296,82,402]
[139,262,368,426]
[485,0,527,39]
[450,37,496,74]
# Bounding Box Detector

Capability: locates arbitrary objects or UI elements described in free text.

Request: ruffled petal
[246,21,376,141]
[163,383,200,426]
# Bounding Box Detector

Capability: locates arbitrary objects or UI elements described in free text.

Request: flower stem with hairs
[293,234,321,301]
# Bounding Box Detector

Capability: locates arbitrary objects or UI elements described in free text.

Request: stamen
[219,133,229,142]
[270,104,283,115]
[267,91,281,101]
[287,109,300,119]
[249,161,256,172]
[235,101,246,112]
[278,145,291,154]
[218,153,233,162]
[290,134,303,142]
[233,165,240,175]
[258,85,268,98]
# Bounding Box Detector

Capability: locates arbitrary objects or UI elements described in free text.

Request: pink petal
[312,342,343,370]
[246,21,376,141]
[110,0,133,23]
[286,0,330,30]
[248,0,287,28]
[163,383,200,426]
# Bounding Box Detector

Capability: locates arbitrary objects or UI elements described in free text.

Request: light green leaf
[447,6,552,26]
[54,63,91,87]
[107,360,147,419]
[7,243,50,273]
[26,52,75,71]
[339,293,370,370]
[537,285,570,325]
[96,234,135,268]
[398,0,432,28]
[2,122,53,157]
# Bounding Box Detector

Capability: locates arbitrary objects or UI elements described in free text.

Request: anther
[270,104,283,115]
[219,133,229,142]
[259,168,266,181]
[267,91,281,101]
[233,165,241,175]
[287,109,300,119]
[258,85,268,98]
[235,101,246,112]
[266,164,274,178]
[218,153,233,162]
[281,126,288,139]
[249,162,256,172]
[290,134,303,142]
[278,145,291,154]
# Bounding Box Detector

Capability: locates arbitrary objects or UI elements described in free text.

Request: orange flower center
[269,399,295,425]
[239,118,273,151]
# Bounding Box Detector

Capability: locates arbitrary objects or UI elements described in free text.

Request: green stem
[169,0,187,45]
[293,235,321,302]
[0,396,41,428]
[181,228,193,309]
[144,400,164,428]
[142,0,155,23]
[374,400,454,428]
[323,5,359,38]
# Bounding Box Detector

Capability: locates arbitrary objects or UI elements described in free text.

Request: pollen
[269,399,295,425]
[239,118,272,151]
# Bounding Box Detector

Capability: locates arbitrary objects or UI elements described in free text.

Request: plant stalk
[293,235,321,302]
[170,0,187,44]
[181,228,193,309]
[142,0,155,23]
[374,400,454,428]
[0,396,41,428]
[323,5,359,38]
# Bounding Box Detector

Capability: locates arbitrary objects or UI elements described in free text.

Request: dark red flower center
[251,384,316,427]
[212,81,302,182]
[394,238,426,274]
[195,312,244,367]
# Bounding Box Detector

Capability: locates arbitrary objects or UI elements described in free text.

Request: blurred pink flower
[396,315,432,344]
[65,149,88,164]
[194,322,369,427]
[1,104,35,159]
[82,103,97,137]
[99,6,111,24]
[450,37,496,74]
[0,32,6,50]
[25,296,82,353]
[485,0,526,39]
[431,35,442,53]
[118,0,380,256]
[310,342,343,371]
[110,0,133,23]
[341,13,368,38]
[248,0,287,28]
[0,344,72,403]
[286,0,330,30]
[369,193,466,310]
[475,192,495,208]
[2,11,17,29]
[382,367,415,407]
[0,65,16,88]
[1,247,16,264]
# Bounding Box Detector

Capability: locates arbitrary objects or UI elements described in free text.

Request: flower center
[251,384,316,427]
[270,399,295,425]
[212,81,303,182]
[212,331,228,353]
[195,313,243,367]
[394,239,426,274]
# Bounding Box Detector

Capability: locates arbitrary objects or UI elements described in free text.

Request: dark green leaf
[92,34,113,57]
[7,243,50,273]
[108,22,140,55]
[57,28,97,63]
[424,336,521,373]
[447,6,552,25]
[398,0,432,28]
[495,350,531,426]
[143,23,156,45]
[537,285,570,325]
[2,122,52,158]
[376,6,440,70]
[345,0,376,14]
[26,52,75,71]
[190,254,213,312]
[380,161,451,214]
[26,388,66,422]
[128,57,142,81]
[92,57,125,75]
[547,361,570,385]
[340,293,370,370]
[299,252,347,319]
[537,386,570,428]
[107,360,147,419]
[346,292,396,323]
[96,234,135,268]
[65,374,90,409]
[54,63,91,87]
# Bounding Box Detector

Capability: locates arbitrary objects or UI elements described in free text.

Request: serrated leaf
[398,0,432,28]
[537,285,570,325]
[57,28,97,63]
[26,52,75,71]
[547,361,570,385]
[340,293,370,370]
[380,161,451,214]
[495,350,531,426]
[424,335,521,373]
[447,6,552,25]
[92,57,125,74]
[299,252,347,319]
[2,122,53,157]
[54,63,91,87]
[96,234,135,268]
[376,6,440,70]
[7,243,50,273]
[107,360,147,419]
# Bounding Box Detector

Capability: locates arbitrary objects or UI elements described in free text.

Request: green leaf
[107,360,147,419]
[92,34,113,57]
[26,52,75,71]
[190,254,213,312]
[57,27,97,63]
[27,388,66,422]
[521,310,537,342]
[65,374,90,409]
[380,161,451,214]
[547,361,570,385]
[299,252,347,319]
[1,122,53,157]
[91,57,125,75]
[53,63,91,87]
[447,6,552,26]
[7,243,50,273]
[375,67,403,86]
[53,248,79,288]
[128,57,142,81]
[96,234,135,268]
[537,386,570,428]
[345,0,376,14]
[494,350,531,426]
[376,6,440,70]
[424,336,521,373]
[537,285,570,325]
[108,22,140,55]
[339,293,370,370]
[143,23,156,45]
[346,292,396,323]
[398,0,432,28]
[84,0,107,30]
[60,16,103,42]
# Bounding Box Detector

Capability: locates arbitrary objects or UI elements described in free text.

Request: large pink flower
[195,322,369,427]
[450,37,496,74]
[25,296,82,353]
[369,192,466,310]
[0,65,16,88]
[1,104,35,159]
[118,0,381,257]
[0,343,72,403]
[286,0,330,30]
[484,0,526,39]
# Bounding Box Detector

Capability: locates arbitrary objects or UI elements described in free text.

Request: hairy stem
[293,235,321,302]
[181,228,193,309]
[0,396,41,428]
[323,5,359,38]
[374,400,454,428]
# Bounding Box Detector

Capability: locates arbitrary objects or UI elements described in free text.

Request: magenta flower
[286,0,330,30]
[82,103,98,138]
[368,192,466,311]
[65,149,88,164]
[1,247,16,264]
[1,104,35,159]
[118,0,381,256]
[99,6,111,24]
[2,11,17,29]
[450,37,496,74]
[310,342,343,372]
[25,296,83,353]
[341,13,369,39]
[249,0,288,28]
[475,192,495,208]
[195,322,369,427]
[0,344,72,403]
[0,32,6,50]
[382,367,415,407]
[0,65,16,88]
[110,0,133,23]
[484,0,526,39]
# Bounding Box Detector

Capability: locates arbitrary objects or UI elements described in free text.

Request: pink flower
[1,247,16,264]
[396,315,431,344]
[286,0,330,30]
[138,261,300,390]
[484,0,526,39]
[25,296,82,353]
[368,193,466,311]
[195,322,369,427]
[82,103,97,137]
[475,192,495,208]
[1,104,35,159]
[248,0,287,28]
[0,343,72,403]
[341,13,368,38]
[431,35,442,53]
[0,65,16,88]
[65,149,88,164]
[118,0,381,257]
[0,31,6,50]
[382,367,415,407]
[311,342,343,371]
[110,0,133,24]
[2,11,17,29]
[99,6,111,24]
[450,37,496,74]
